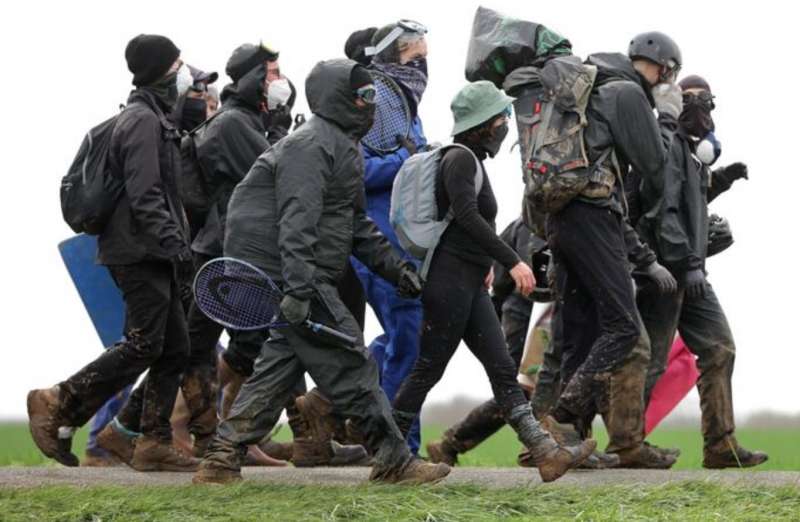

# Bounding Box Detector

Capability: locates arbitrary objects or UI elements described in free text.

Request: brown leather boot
[193,437,246,484]
[259,439,294,462]
[536,440,597,482]
[426,439,459,466]
[218,357,247,420]
[26,386,79,467]
[614,443,677,469]
[82,449,121,467]
[131,435,201,472]
[703,436,768,469]
[96,422,137,465]
[369,458,451,485]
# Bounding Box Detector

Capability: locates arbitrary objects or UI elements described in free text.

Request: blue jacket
[362,117,427,253]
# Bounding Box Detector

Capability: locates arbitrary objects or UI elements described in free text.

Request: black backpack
[179,112,221,224]
[60,114,124,234]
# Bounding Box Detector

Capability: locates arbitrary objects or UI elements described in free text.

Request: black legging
[393,249,527,416]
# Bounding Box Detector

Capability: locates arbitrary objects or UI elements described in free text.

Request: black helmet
[628,31,682,73]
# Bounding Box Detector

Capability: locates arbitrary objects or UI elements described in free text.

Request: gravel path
[1,466,798,489]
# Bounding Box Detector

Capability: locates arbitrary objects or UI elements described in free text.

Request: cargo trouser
[205,283,410,473]
[638,284,736,447]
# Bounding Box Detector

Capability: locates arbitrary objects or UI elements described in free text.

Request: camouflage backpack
[521,55,619,214]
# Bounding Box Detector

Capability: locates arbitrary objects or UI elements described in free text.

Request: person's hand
[280,294,310,325]
[723,162,749,182]
[397,264,423,299]
[397,135,417,156]
[652,82,683,119]
[644,261,677,293]
[684,269,707,299]
[171,248,195,287]
[484,266,495,290]
[510,261,536,297]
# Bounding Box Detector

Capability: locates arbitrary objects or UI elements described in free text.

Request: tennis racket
[361,71,412,154]
[193,257,357,345]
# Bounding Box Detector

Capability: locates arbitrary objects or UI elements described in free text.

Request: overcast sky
[1,0,797,420]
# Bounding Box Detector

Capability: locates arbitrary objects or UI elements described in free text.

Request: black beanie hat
[226,42,280,82]
[679,74,712,93]
[344,27,378,66]
[125,34,180,87]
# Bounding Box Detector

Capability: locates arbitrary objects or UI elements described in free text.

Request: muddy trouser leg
[205,333,306,469]
[675,285,736,448]
[638,287,683,407]
[548,203,641,437]
[60,262,189,442]
[442,300,533,453]
[532,302,563,418]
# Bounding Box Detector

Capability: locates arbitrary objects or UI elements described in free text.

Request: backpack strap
[420,143,483,279]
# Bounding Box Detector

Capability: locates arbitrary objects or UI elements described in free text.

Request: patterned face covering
[372,61,428,113]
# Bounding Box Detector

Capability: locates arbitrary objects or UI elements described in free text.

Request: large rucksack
[520,55,619,215]
[390,143,482,278]
[179,112,221,224]
[60,114,124,234]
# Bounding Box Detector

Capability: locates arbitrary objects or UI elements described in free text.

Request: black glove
[280,294,310,326]
[171,248,195,287]
[722,162,748,182]
[397,135,417,156]
[644,261,678,294]
[397,264,423,299]
[684,269,707,299]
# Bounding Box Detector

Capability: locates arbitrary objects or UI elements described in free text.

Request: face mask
[180,97,208,131]
[482,122,509,158]
[176,64,193,97]
[679,99,715,138]
[352,101,376,139]
[405,57,428,78]
[148,71,179,108]
[266,78,292,110]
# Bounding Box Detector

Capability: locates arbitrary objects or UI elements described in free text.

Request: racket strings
[362,76,411,153]
[194,259,283,330]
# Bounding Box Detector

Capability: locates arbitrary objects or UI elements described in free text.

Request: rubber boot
[26,386,79,467]
[507,404,595,483]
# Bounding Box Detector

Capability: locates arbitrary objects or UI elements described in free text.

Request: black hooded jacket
[190,63,269,256]
[637,129,735,275]
[578,52,677,270]
[98,89,189,265]
[224,59,404,302]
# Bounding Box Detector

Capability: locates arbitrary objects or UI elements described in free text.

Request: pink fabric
[644,337,700,434]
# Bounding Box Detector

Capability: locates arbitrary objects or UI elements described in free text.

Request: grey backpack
[521,55,618,214]
[390,143,482,278]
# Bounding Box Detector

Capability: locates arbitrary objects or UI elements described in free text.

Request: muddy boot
[644,441,681,459]
[291,389,342,466]
[26,386,79,467]
[82,449,121,467]
[259,439,294,462]
[218,357,246,420]
[508,405,595,483]
[329,440,371,466]
[182,368,219,458]
[426,439,459,466]
[369,457,451,485]
[193,437,247,485]
[577,451,621,469]
[703,436,768,469]
[130,435,201,472]
[96,420,138,466]
[613,443,677,469]
[243,444,288,467]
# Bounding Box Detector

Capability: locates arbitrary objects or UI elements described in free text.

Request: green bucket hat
[450,80,515,136]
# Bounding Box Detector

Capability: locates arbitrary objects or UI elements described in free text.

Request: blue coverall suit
[352,117,426,454]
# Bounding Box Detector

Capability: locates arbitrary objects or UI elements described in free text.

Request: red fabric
[644,337,699,434]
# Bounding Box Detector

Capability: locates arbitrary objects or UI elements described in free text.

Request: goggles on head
[364,19,428,57]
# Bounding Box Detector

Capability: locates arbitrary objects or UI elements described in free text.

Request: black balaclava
[145,70,179,110]
[350,65,376,137]
[455,113,509,159]
[678,75,715,138]
[180,96,209,131]
[125,34,180,87]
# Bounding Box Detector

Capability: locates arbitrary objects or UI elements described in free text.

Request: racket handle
[303,320,358,346]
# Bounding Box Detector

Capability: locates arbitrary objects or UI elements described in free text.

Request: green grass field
[2,422,799,520]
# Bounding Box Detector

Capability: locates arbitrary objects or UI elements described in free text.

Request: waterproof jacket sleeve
[657,143,703,273]
[441,150,520,270]
[491,221,518,305]
[351,185,404,285]
[203,113,268,185]
[117,109,184,257]
[610,84,675,179]
[623,220,657,270]
[275,136,327,300]
[707,165,735,203]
